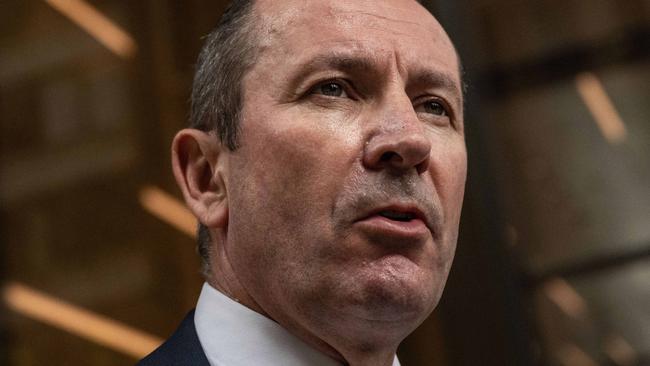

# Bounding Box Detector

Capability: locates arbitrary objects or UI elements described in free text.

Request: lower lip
[355,215,430,239]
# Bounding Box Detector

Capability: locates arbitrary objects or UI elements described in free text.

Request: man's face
[223,0,466,345]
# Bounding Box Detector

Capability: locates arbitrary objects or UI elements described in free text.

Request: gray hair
[189,0,258,275]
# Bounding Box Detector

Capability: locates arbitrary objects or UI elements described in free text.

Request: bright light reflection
[139,186,197,238]
[604,334,638,366]
[3,282,162,359]
[575,72,627,145]
[44,0,137,59]
[543,277,588,319]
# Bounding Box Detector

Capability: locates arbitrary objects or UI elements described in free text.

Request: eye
[310,80,349,98]
[417,100,448,116]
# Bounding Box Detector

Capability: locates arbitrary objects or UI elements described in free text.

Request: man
[139,0,466,365]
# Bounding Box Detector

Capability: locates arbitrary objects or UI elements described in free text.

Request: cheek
[430,137,467,223]
[228,115,360,254]
[240,110,360,210]
[225,116,363,302]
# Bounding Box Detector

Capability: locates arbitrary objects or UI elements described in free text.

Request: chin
[344,255,439,323]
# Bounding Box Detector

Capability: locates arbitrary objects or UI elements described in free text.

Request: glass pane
[487,61,650,273]
[535,260,650,365]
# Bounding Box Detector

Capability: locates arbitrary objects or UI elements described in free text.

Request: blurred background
[0,0,648,365]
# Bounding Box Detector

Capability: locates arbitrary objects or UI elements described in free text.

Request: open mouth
[377,210,417,222]
[357,206,430,240]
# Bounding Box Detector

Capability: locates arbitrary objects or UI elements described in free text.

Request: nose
[363,108,431,175]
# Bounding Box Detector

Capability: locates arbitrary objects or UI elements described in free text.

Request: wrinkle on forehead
[250,0,461,94]
[336,10,428,27]
[254,0,450,47]
[329,9,441,40]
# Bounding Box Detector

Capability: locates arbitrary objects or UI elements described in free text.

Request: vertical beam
[430,0,536,365]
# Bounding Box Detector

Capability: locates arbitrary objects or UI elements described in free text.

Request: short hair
[189,0,258,275]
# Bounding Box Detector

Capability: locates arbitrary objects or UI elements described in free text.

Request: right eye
[417,100,448,117]
[310,80,349,98]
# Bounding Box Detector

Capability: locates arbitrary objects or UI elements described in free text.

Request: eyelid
[413,95,457,126]
[306,77,358,99]
[416,94,450,111]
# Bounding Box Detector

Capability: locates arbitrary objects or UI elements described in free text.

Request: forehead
[251,0,460,84]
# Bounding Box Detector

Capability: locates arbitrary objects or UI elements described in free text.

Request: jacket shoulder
[136,310,210,366]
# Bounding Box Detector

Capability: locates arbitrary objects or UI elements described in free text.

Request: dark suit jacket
[137,310,210,366]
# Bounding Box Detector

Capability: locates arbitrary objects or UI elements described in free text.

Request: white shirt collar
[194,282,401,366]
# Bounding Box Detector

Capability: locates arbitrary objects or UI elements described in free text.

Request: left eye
[311,81,349,98]
[418,100,448,116]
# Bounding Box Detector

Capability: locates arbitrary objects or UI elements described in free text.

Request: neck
[315,322,402,366]
[205,235,401,366]
[207,266,401,366]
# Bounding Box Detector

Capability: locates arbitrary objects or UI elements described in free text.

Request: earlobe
[171,129,229,229]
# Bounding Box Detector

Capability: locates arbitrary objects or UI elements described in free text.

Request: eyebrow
[409,69,460,95]
[408,68,463,110]
[288,51,462,103]
[291,52,381,84]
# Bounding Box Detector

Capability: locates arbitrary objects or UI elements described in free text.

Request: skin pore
[172,1,466,365]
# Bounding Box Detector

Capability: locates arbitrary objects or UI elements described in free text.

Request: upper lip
[360,203,435,234]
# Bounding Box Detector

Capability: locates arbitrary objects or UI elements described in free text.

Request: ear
[171,129,228,229]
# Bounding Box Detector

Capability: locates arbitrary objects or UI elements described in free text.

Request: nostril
[415,157,429,174]
[364,135,430,174]
[380,151,399,162]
